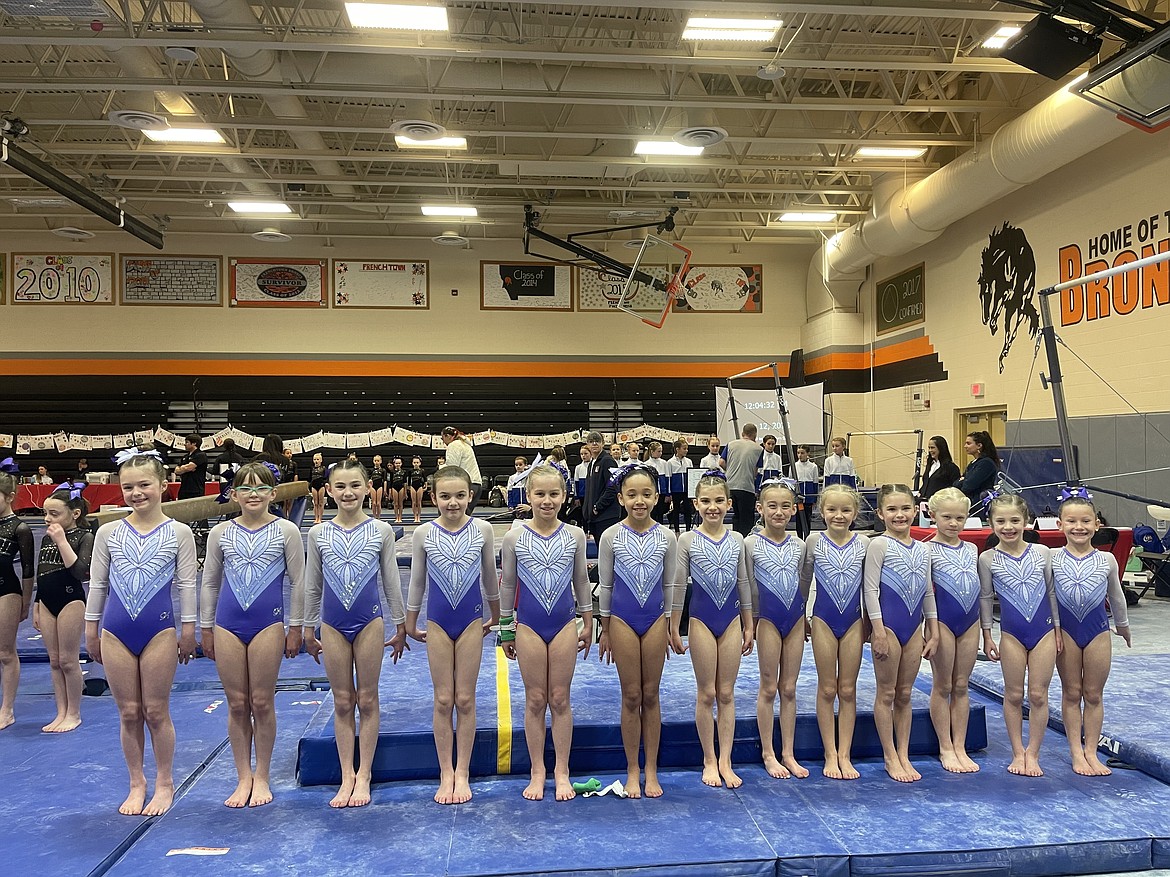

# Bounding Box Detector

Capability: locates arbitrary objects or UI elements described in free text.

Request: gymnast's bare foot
[763,753,789,778]
[434,772,454,805]
[225,778,252,808]
[624,769,642,799]
[0,709,14,730]
[837,756,860,780]
[940,750,965,773]
[701,760,722,787]
[822,754,842,779]
[1023,752,1044,777]
[332,776,356,808]
[643,770,663,798]
[884,755,916,783]
[1007,754,1027,775]
[523,770,546,801]
[119,784,147,816]
[554,771,575,802]
[957,751,981,773]
[347,776,371,807]
[781,755,809,778]
[719,761,743,789]
[451,772,472,804]
[249,779,274,807]
[1085,751,1113,776]
[143,783,175,816]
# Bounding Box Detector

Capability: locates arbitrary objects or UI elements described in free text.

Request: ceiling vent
[0,0,107,18]
[108,109,168,131]
[52,226,94,240]
[8,196,68,208]
[608,210,660,220]
[672,126,728,148]
[432,230,469,246]
[389,120,447,140]
[251,227,291,243]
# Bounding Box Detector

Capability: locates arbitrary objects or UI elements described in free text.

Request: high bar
[728,362,776,380]
[1042,248,1170,295]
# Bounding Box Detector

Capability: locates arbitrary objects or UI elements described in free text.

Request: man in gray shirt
[724,423,763,536]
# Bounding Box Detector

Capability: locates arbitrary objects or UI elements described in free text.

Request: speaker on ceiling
[1001,16,1103,79]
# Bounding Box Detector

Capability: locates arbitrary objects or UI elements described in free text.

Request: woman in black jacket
[957,430,1000,508]
[919,435,961,501]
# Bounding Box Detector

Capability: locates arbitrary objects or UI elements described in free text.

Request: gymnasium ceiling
[0,0,1155,247]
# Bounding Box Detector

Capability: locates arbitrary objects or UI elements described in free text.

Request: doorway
[954,406,1008,461]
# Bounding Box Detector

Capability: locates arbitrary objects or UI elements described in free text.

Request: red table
[14,482,219,512]
[910,526,1132,570]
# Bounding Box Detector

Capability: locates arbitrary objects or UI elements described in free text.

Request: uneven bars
[728,362,776,381]
[1040,248,1170,295]
[845,429,924,438]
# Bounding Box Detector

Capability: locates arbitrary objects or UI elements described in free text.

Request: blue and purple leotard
[500,523,590,644]
[745,533,806,638]
[407,518,498,640]
[305,518,403,643]
[800,532,869,639]
[676,530,751,638]
[863,536,936,646]
[979,544,1058,651]
[1050,548,1129,649]
[598,523,678,637]
[929,540,980,636]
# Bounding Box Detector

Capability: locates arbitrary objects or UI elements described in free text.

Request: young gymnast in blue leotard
[85,450,198,816]
[746,479,808,779]
[979,493,1060,777]
[1052,489,1131,776]
[865,484,939,783]
[0,469,35,730]
[34,483,94,734]
[304,459,405,808]
[674,471,754,788]
[406,465,499,805]
[925,487,982,773]
[597,463,680,798]
[499,464,592,802]
[800,482,868,779]
[200,462,306,808]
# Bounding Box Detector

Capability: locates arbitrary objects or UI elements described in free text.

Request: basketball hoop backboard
[616,235,692,329]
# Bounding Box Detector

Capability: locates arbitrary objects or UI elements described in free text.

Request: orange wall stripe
[805,336,937,375]
[0,358,790,380]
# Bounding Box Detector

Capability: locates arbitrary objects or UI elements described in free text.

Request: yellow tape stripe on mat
[495,645,512,774]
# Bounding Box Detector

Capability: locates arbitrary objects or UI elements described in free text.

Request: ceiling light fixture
[634,141,704,157]
[982,25,1022,49]
[228,201,292,214]
[344,2,448,31]
[855,146,928,159]
[421,205,477,217]
[143,127,226,144]
[776,211,837,223]
[683,17,781,41]
[395,135,467,149]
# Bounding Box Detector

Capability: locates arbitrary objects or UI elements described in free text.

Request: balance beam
[89,480,309,528]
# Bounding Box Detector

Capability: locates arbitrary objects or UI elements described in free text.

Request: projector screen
[714,383,825,447]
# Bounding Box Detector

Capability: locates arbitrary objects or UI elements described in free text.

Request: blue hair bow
[607,461,658,488]
[700,468,727,480]
[0,457,18,475]
[1058,485,1093,502]
[54,480,86,501]
[113,446,163,466]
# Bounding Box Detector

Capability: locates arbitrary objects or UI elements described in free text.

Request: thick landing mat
[0,691,229,877]
[296,644,986,785]
[94,692,1170,877]
[970,651,1170,787]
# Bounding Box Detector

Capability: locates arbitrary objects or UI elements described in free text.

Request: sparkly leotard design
[0,514,34,599]
[212,520,291,643]
[1051,549,1118,649]
[683,531,745,637]
[607,524,670,636]
[808,534,867,638]
[982,545,1054,650]
[511,524,578,643]
[101,520,184,655]
[422,520,487,638]
[748,534,805,637]
[35,527,93,617]
[870,537,930,646]
[930,541,980,635]
[317,519,388,642]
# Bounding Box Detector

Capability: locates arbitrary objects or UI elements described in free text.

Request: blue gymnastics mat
[970,651,1170,787]
[295,644,987,786]
[82,691,1170,877]
[0,691,230,877]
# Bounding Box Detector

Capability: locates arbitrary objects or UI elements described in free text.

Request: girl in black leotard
[407,456,427,524]
[369,454,386,521]
[389,457,408,524]
[309,453,329,524]
[0,470,35,728]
